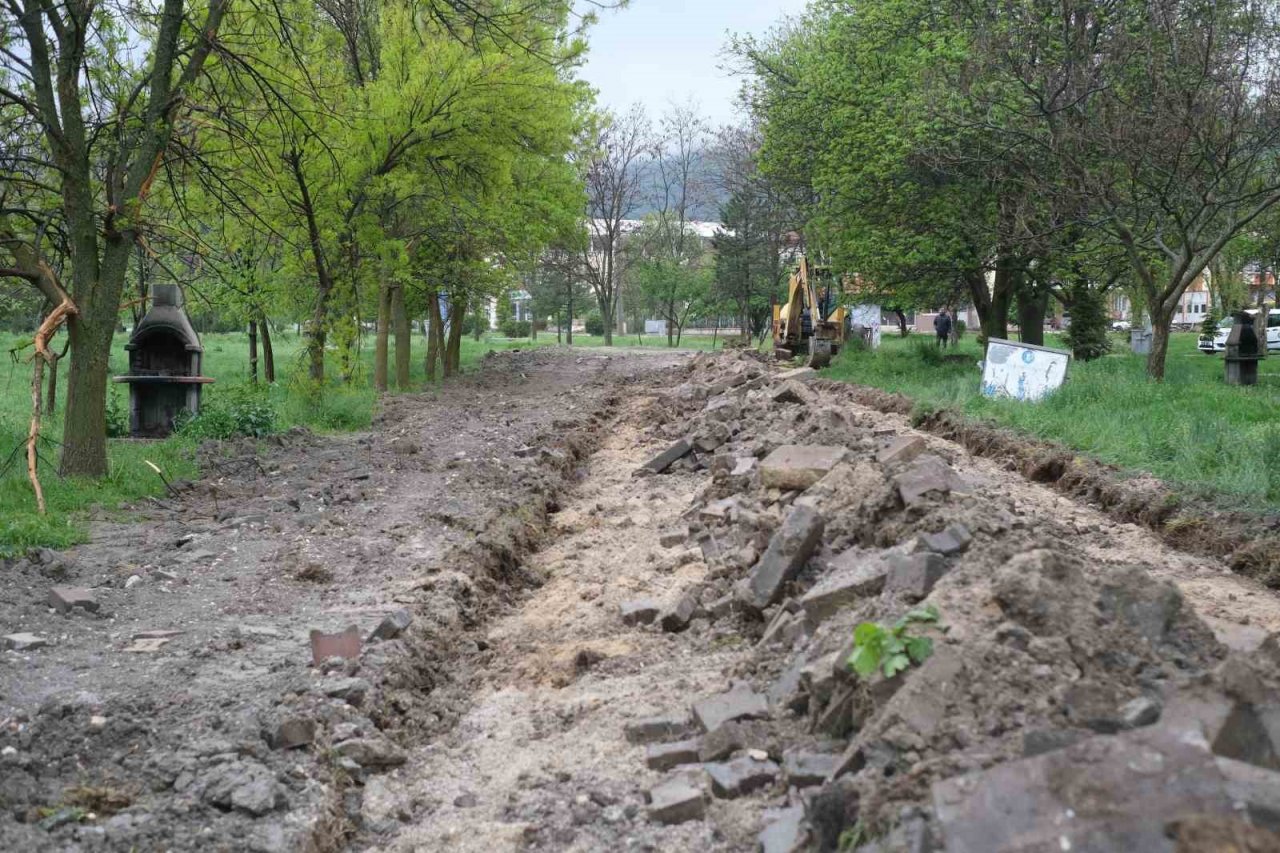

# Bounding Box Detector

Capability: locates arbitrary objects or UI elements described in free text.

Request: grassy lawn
[0,327,725,553]
[825,331,1280,511]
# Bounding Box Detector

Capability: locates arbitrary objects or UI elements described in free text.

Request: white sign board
[847,304,882,350]
[981,338,1070,401]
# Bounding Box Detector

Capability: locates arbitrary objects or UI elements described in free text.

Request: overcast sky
[576,0,810,128]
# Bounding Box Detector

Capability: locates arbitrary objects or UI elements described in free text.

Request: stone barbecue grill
[112,284,214,437]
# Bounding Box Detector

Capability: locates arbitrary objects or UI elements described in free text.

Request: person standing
[934,310,953,348]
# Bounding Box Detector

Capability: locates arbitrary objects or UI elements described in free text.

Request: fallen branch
[28,293,77,513]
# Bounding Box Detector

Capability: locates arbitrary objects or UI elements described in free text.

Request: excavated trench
[340,351,1280,852]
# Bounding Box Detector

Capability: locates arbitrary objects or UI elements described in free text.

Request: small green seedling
[846,604,941,679]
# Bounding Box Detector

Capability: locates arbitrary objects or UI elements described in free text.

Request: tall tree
[577,105,653,345]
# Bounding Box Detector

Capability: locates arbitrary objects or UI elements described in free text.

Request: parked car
[1198,309,1280,354]
[1110,320,1132,332]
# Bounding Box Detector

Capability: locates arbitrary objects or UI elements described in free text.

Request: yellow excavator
[771,258,847,368]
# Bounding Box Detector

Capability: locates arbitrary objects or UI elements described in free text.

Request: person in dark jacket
[934,310,953,348]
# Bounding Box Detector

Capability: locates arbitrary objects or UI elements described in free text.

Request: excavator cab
[771,259,847,368]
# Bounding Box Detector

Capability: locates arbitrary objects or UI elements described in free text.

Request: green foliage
[176,384,278,440]
[847,605,941,679]
[912,339,944,366]
[1062,286,1113,362]
[499,319,532,339]
[1202,306,1221,338]
[584,313,605,336]
[105,387,130,439]
[954,319,966,339]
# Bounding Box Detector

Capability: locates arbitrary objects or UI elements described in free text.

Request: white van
[1198,309,1280,354]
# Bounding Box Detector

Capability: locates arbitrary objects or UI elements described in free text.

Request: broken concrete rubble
[704,755,780,798]
[883,552,948,601]
[646,776,706,824]
[640,438,692,475]
[624,714,693,745]
[659,595,698,633]
[644,739,700,771]
[619,599,661,627]
[48,586,98,614]
[759,445,848,491]
[895,454,968,506]
[368,608,412,641]
[3,633,49,651]
[692,685,770,733]
[758,805,807,853]
[738,505,824,611]
[932,724,1250,853]
[876,435,926,466]
[799,550,889,623]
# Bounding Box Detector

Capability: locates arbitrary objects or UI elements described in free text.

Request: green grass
[0,327,726,552]
[825,331,1280,510]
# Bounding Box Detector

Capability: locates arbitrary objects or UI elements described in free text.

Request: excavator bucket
[807,338,834,368]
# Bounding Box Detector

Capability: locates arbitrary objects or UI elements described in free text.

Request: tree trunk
[1016,288,1049,346]
[61,308,115,477]
[392,282,410,389]
[444,293,467,377]
[425,293,442,382]
[1146,303,1172,381]
[260,317,276,383]
[599,295,614,346]
[564,286,573,345]
[374,278,391,392]
[249,319,259,384]
[894,308,908,337]
[45,347,63,415]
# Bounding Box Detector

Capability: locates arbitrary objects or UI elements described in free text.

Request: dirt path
[0,348,688,852]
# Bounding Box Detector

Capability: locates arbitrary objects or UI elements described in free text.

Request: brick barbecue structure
[112,284,214,437]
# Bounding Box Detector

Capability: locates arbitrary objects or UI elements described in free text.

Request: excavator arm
[772,258,847,367]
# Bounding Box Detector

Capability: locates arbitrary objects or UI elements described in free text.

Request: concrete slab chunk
[922,523,973,556]
[624,714,693,745]
[692,685,770,733]
[760,445,847,491]
[800,550,889,622]
[660,595,698,633]
[620,599,662,627]
[877,435,926,466]
[3,632,49,651]
[740,506,825,611]
[932,726,1234,853]
[759,805,807,853]
[645,738,701,771]
[49,586,98,614]
[368,609,412,641]
[896,455,968,507]
[782,751,840,788]
[641,438,692,475]
[647,777,705,824]
[883,553,948,601]
[704,755,780,798]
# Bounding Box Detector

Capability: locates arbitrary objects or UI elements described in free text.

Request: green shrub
[1062,287,1112,361]
[584,313,605,336]
[912,338,944,365]
[1201,307,1220,338]
[499,319,531,338]
[176,384,277,440]
[954,319,966,339]
[457,312,477,337]
[106,386,130,438]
